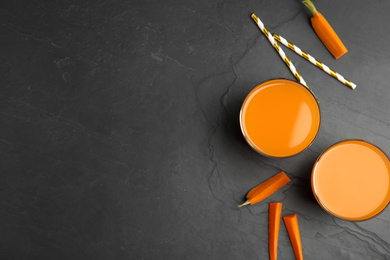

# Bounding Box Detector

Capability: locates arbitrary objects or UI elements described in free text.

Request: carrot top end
[238,201,251,208]
[302,0,317,16]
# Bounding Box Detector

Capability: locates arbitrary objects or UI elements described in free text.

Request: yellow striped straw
[251,13,309,90]
[274,34,356,90]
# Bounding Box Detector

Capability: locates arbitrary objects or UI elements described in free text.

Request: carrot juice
[240,79,320,157]
[312,140,390,221]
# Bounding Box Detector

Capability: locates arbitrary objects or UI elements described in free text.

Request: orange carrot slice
[269,202,282,260]
[303,0,348,59]
[283,214,303,260]
[238,171,290,207]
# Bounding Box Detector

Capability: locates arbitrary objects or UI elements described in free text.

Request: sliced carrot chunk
[238,171,290,207]
[283,214,303,260]
[269,202,282,260]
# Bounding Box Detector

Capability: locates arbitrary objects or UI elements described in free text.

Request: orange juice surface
[312,140,390,221]
[240,79,320,157]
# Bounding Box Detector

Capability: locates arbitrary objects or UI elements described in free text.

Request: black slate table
[1,0,390,259]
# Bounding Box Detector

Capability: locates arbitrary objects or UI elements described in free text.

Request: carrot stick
[238,171,290,207]
[283,214,303,260]
[269,203,282,260]
[303,0,348,59]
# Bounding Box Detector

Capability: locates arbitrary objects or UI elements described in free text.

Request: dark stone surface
[1,0,390,259]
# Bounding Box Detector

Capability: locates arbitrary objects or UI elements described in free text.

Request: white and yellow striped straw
[274,34,356,90]
[251,14,309,89]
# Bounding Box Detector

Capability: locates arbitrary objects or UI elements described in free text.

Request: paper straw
[274,34,356,90]
[251,13,309,89]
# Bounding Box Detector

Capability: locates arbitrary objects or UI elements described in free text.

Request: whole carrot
[303,0,348,59]
[238,171,290,207]
[283,214,303,260]
[269,203,282,260]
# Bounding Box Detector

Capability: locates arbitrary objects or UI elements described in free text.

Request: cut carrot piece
[269,202,282,260]
[238,171,290,207]
[283,214,303,260]
[303,0,348,59]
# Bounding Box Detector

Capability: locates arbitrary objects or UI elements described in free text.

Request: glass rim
[311,139,390,221]
[239,78,321,158]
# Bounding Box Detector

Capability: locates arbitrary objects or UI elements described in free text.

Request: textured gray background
[1,0,390,259]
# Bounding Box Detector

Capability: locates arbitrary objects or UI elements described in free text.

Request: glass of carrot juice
[240,79,320,158]
[312,140,390,221]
